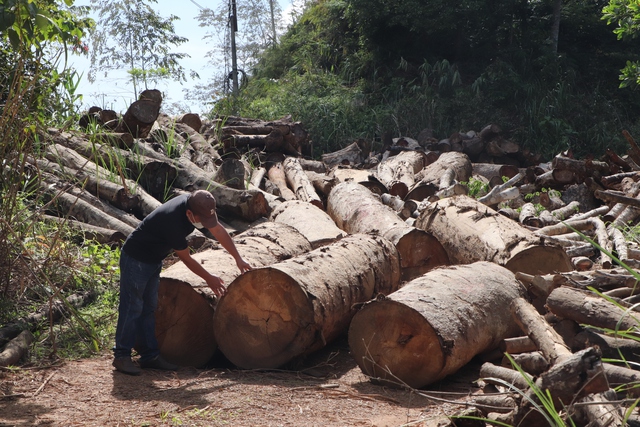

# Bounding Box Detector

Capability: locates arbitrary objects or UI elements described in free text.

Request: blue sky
[68,0,293,115]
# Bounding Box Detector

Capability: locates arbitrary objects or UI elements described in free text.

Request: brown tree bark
[267,160,296,201]
[213,234,401,369]
[270,200,346,249]
[321,140,369,168]
[348,262,526,388]
[328,181,450,280]
[415,195,572,275]
[121,99,161,138]
[156,222,313,367]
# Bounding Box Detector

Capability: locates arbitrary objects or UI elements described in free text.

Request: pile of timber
[11,88,640,423]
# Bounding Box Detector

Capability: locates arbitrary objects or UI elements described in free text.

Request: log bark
[267,161,296,201]
[156,222,313,367]
[407,152,472,201]
[175,113,202,132]
[510,298,572,365]
[120,98,160,138]
[283,157,323,209]
[348,262,526,388]
[213,234,401,369]
[479,362,532,390]
[546,286,640,334]
[415,195,572,275]
[321,140,368,168]
[0,330,35,367]
[328,181,450,280]
[270,200,346,249]
[330,167,389,195]
[43,215,126,244]
[212,158,248,190]
[375,151,426,199]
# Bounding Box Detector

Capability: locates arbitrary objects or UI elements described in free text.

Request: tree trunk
[212,158,248,190]
[415,195,572,275]
[283,157,323,209]
[328,181,450,280]
[270,200,346,249]
[175,113,202,132]
[348,262,526,388]
[213,234,401,369]
[43,215,127,244]
[321,140,369,168]
[156,222,313,367]
[330,167,388,195]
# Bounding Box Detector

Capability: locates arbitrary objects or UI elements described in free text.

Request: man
[112,190,252,375]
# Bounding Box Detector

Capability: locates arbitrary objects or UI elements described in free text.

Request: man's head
[187,190,218,229]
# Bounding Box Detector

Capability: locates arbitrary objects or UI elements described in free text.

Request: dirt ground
[0,338,480,427]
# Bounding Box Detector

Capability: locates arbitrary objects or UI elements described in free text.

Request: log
[283,157,323,209]
[328,181,450,280]
[513,347,609,427]
[40,181,136,237]
[375,151,426,199]
[510,298,572,365]
[223,128,284,152]
[121,98,161,138]
[0,330,35,367]
[321,140,368,168]
[348,262,526,388]
[546,286,640,335]
[156,222,313,367]
[330,167,389,195]
[175,113,202,132]
[43,215,126,244]
[407,152,472,201]
[479,362,532,390]
[270,200,346,249]
[212,158,248,190]
[415,195,572,275]
[213,234,401,369]
[502,351,549,376]
[575,391,625,427]
[304,170,338,197]
[267,160,296,201]
[571,329,640,361]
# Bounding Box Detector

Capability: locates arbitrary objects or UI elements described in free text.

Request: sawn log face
[213,234,401,369]
[348,261,526,389]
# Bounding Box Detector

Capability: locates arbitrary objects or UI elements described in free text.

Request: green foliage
[207,0,640,160]
[603,0,640,88]
[88,0,190,99]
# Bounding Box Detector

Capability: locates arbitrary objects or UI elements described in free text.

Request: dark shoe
[139,355,178,371]
[112,358,141,376]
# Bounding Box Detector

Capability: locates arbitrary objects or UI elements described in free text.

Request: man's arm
[174,248,227,297]
[208,223,253,273]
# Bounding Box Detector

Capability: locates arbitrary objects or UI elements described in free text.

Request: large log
[213,234,401,369]
[327,181,450,280]
[348,262,526,388]
[415,195,572,275]
[270,200,346,249]
[321,139,369,168]
[121,98,161,138]
[156,222,313,367]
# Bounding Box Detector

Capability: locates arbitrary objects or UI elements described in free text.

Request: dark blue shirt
[122,194,195,264]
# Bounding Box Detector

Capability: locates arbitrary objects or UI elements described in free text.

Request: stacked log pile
[7,90,640,424]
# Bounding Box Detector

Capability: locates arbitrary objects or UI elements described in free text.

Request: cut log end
[348,300,444,389]
[214,268,316,369]
[393,228,450,280]
[155,279,216,367]
[505,245,572,275]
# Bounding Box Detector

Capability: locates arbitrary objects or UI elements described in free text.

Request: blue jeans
[113,251,162,361]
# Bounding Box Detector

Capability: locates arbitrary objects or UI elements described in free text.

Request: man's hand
[206,275,226,297]
[236,258,253,274]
